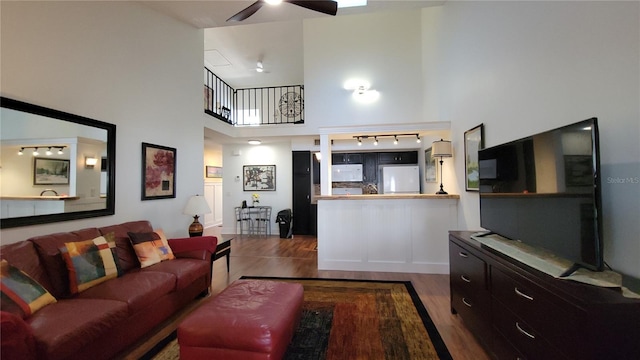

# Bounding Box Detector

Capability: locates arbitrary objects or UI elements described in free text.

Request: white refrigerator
[380,165,420,194]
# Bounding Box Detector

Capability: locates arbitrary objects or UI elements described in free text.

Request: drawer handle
[515,287,534,301]
[461,275,471,283]
[458,252,469,258]
[515,322,536,340]
[462,298,472,307]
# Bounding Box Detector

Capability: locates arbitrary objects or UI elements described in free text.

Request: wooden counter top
[315,194,459,200]
[1,195,79,200]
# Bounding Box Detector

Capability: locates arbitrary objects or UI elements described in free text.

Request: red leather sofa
[0,220,217,360]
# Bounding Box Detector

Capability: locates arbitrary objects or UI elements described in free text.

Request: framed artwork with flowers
[141,142,176,200]
[243,165,276,191]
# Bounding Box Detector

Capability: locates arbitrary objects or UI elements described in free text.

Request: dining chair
[235,207,252,235]
[254,206,272,236]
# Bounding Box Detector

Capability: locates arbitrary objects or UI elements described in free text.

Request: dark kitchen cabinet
[377,151,418,165]
[362,152,378,184]
[292,151,312,235]
[332,153,363,164]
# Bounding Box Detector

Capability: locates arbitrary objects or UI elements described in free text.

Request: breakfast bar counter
[317,194,459,274]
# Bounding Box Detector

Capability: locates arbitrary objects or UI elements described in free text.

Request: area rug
[145,277,452,360]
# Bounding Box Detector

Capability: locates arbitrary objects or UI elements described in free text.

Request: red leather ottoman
[178,279,304,360]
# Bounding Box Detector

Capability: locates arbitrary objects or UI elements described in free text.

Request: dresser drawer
[450,241,487,293]
[491,267,585,358]
[493,299,568,360]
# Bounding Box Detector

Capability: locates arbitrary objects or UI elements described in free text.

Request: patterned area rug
[146,277,452,360]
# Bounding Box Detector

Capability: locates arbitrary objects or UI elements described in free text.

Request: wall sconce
[248,139,261,145]
[343,79,380,103]
[85,157,98,168]
[432,139,453,195]
[314,152,322,161]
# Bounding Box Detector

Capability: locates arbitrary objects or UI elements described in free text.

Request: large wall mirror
[1,97,116,228]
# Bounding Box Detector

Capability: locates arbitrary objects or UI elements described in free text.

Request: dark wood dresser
[449,231,640,360]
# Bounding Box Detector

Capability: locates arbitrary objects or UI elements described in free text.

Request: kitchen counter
[315,194,459,200]
[1,195,79,200]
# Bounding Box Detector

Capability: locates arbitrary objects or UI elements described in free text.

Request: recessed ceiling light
[248,140,261,145]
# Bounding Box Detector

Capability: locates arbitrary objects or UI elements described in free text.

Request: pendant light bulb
[416,134,421,143]
[393,135,398,145]
[373,136,379,146]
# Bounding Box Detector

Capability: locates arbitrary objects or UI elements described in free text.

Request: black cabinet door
[332,153,363,164]
[292,151,311,235]
[363,153,378,184]
[378,151,418,165]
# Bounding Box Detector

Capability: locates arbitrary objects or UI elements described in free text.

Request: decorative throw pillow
[0,260,57,318]
[128,229,175,268]
[59,233,122,295]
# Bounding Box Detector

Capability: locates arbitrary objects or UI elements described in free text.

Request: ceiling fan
[227,0,338,22]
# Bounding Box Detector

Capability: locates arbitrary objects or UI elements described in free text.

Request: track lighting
[351,134,421,146]
[15,146,67,156]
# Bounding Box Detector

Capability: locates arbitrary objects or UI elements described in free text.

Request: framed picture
[425,147,437,183]
[204,85,213,112]
[464,124,484,191]
[243,165,276,191]
[33,158,70,185]
[141,142,176,200]
[206,165,223,178]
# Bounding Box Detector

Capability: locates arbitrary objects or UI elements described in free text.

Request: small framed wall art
[141,142,176,200]
[425,147,437,183]
[243,165,276,191]
[206,165,223,178]
[33,158,70,185]
[464,124,484,191]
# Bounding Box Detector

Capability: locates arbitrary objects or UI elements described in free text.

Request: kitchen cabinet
[362,152,378,184]
[377,151,418,165]
[332,153,362,164]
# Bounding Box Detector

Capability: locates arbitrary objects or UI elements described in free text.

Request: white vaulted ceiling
[141,1,444,89]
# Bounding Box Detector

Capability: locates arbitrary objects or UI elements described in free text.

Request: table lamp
[183,195,211,237]
[432,139,453,195]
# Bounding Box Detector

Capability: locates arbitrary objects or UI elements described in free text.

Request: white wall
[427,1,640,277]
[220,141,293,234]
[1,2,205,242]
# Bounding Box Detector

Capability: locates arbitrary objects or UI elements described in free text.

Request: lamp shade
[183,195,211,216]
[432,139,452,157]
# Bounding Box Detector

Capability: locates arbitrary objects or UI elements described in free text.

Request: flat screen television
[478,118,603,275]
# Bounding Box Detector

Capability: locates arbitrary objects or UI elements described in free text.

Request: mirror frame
[1,97,116,228]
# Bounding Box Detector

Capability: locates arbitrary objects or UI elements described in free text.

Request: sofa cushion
[27,298,128,360]
[142,258,209,290]
[0,260,57,319]
[29,228,102,299]
[1,311,37,360]
[98,221,154,273]
[59,233,122,294]
[128,229,175,268]
[0,241,54,296]
[77,270,175,312]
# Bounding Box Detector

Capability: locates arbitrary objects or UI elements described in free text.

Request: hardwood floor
[120,231,491,360]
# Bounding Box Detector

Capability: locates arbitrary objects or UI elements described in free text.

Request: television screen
[478,118,603,273]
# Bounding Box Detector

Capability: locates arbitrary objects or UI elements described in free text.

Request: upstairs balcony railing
[204,67,304,126]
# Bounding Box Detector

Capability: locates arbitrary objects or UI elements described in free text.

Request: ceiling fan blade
[227,0,266,22]
[287,0,338,16]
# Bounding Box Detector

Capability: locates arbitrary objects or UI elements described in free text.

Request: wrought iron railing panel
[204,67,303,126]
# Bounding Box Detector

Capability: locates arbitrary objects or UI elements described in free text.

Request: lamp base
[435,189,449,195]
[188,216,203,237]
